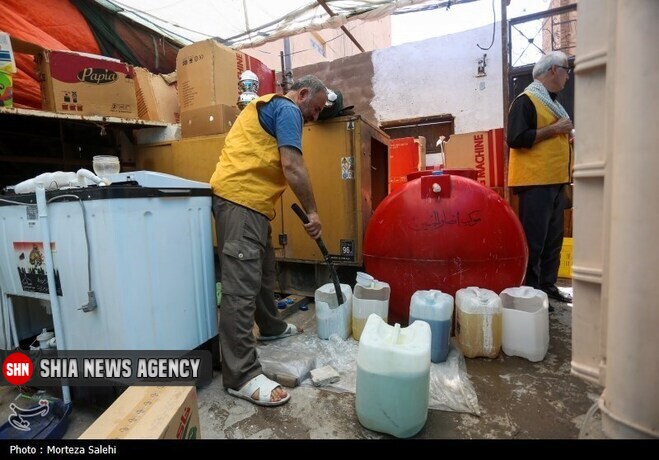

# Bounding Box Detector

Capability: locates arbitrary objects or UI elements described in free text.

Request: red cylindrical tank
[363,172,528,326]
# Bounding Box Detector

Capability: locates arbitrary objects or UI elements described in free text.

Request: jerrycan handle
[391,323,401,344]
[466,286,480,296]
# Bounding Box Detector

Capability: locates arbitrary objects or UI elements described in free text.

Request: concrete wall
[291,52,377,125]
[293,23,504,134]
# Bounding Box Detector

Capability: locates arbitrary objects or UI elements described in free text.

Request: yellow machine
[136,115,389,295]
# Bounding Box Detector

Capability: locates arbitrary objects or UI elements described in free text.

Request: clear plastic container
[356,314,431,438]
[500,287,549,362]
[93,155,120,177]
[352,275,390,341]
[456,287,502,358]
[314,283,353,340]
[409,290,453,363]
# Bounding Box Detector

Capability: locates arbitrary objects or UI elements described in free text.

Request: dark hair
[290,75,327,98]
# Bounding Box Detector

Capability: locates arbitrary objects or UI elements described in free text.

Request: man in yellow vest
[210,76,328,407]
[507,51,574,310]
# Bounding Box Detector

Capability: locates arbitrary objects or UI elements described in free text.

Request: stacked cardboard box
[444,128,504,187]
[0,32,16,108]
[133,67,179,123]
[36,49,138,118]
[388,136,426,193]
[176,39,275,138]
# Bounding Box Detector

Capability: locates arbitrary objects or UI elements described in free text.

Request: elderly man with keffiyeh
[507,50,574,309]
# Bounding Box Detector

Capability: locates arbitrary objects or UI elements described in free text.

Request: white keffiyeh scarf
[525,80,570,119]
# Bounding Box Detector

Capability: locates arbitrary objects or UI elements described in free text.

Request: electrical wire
[477,0,496,51]
[47,195,93,296]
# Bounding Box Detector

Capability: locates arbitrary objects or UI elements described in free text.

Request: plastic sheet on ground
[256,309,480,415]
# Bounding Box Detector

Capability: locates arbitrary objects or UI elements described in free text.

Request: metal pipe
[35,183,71,404]
[316,0,365,52]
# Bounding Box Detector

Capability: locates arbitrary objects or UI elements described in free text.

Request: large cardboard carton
[134,67,179,123]
[79,386,200,439]
[36,50,138,118]
[444,128,504,187]
[176,39,275,137]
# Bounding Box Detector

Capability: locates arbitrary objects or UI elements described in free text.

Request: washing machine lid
[0,171,211,205]
[107,171,210,189]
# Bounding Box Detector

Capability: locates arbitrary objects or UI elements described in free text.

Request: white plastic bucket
[356,314,431,438]
[500,287,549,362]
[314,283,353,340]
[455,287,502,358]
[409,290,453,363]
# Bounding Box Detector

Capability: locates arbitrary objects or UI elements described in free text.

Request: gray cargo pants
[213,196,287,390]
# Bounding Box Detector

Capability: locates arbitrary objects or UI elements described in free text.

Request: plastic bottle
[455,287,502,358]
[500,287,549,362]
[409,289,453,363]
[356,314,431,438]
[352,272,390,341]
[314,283,352,340]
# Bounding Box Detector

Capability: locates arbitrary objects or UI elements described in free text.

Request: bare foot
[251,385,287,402]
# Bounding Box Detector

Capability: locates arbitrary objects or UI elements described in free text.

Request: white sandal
[257,323,301,341]
[227,374,290,407]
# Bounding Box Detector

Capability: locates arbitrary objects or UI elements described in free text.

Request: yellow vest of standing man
[508,93,573,187]
[210,94,292,220]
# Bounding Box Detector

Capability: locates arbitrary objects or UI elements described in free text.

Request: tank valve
[432,183,442,194]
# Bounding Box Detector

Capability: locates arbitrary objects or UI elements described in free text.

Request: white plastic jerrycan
[455,287,502,358]
[356,314,431,438]
[500,287,549,362]
[352,272,390,341]
[314,283,353,340]
[409,290,454,363]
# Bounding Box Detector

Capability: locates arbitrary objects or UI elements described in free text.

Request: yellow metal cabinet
[135,134,226,183]
[272,115,389,293]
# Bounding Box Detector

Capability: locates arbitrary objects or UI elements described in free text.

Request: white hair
[532,51,568,79]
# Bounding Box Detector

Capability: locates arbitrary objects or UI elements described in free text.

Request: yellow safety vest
[210,94,295,219]
[508,93,573,187]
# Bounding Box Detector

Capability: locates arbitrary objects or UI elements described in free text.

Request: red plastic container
[364,172,528,325]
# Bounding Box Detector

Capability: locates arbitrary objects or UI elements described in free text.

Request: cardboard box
[79,386,200,439]
[181,103,240,138]
[0,32,16,108]
[444,128,504,187]
[0,32,16,74]
[176,39,274,137]
[134,67,179,123]
[36,50,138,118]
[388,136,426,193]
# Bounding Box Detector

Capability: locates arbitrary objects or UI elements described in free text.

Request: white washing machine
[0,171,217,352]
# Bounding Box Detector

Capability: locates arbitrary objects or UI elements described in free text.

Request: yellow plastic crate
[558,237,573,278]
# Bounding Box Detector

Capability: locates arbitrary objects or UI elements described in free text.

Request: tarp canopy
[0,0,182,108]
[0,0,477,109]
[104,0,478,49]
